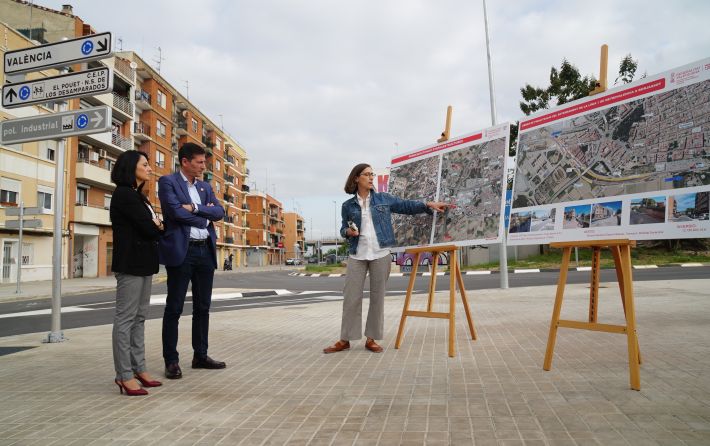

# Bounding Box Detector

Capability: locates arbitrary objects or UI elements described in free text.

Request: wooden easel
[543,239,642,390]
[394,245,476,357]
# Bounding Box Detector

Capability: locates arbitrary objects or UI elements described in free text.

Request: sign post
[1,31,114,343]
[4,205,44,293]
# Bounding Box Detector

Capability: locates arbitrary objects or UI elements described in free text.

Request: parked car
[285,258,302,265]
[307,257,319,264]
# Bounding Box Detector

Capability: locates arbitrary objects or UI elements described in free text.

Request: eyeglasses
[359,172,376,177]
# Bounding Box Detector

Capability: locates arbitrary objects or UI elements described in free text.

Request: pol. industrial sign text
[0,106,112,145]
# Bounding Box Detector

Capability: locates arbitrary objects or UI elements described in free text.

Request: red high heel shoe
[115,379,148,396]
[134,374,162,387]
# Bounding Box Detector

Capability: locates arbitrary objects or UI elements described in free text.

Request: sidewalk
[0,279,708,445]
[0,265,299,302]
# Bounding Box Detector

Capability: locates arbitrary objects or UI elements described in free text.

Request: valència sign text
[4,32,112,75]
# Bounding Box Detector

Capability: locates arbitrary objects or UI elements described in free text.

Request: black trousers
[162,243,215,365]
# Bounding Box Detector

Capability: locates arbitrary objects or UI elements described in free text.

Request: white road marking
[0,306,93,319]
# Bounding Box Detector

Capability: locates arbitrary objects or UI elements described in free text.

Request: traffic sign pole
[16,203,24,294]
[46,137,66,343]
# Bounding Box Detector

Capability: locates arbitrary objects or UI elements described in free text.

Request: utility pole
[482,0,508,289]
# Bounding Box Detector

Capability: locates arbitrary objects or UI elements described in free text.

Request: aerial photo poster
[509,57,710,245]
[388,123,510,250]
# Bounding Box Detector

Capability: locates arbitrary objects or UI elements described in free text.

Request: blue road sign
[19,86,30,100]
[76,113,89,129]
[81,40,94,55]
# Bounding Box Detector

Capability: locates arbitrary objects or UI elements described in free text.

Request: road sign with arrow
[2,67,113,108]
[3,32,112,75]
[0,105,111,145]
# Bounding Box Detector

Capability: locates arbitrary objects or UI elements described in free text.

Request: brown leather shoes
[365,338,383,353]
[323,340,350,354]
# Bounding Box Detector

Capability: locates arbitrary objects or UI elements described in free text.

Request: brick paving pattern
[0,279,709,445]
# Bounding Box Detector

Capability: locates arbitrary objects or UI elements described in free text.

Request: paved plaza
[0,279,709,445]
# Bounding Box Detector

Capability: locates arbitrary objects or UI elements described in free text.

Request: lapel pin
[200,188,204,192]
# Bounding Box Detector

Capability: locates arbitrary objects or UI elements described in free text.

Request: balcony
[87,92,132,121]
[242,203,249,211]
[225,237,235,244]
[241,184,250,193]
[113,93,134,117]
[224,155,235,166]
[113,57,136,84]
[224,174,235,184]
[133,122,151,142]
[134,90,152,110]
[75,160,114,189]
[202,135,215,148]
[81,131,132,154]
[176,118,188,136]
[223,194,235,204]
[112,132,133,151]
[74,204,110,226]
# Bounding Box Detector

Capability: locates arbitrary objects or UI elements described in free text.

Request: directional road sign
[4,32,112,75]
[2,67,113,108]
[5,220,42,229]
[4,207,42,216]
[0,106,111,145]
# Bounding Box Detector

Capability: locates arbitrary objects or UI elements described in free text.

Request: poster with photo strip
[388,123,511,250]
[508,56,710,245]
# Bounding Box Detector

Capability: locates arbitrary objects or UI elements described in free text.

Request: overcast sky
[36,0,710,238]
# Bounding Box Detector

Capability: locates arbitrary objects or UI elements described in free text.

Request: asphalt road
[0,266,708,338]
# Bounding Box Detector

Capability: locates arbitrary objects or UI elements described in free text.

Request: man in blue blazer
[158,142,226,379]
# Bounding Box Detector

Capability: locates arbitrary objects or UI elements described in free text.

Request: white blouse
[350,192,390,261]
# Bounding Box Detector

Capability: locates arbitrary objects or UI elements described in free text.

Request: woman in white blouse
[324,164,449,354]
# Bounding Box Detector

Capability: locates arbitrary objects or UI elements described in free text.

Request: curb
[291,262,710,277]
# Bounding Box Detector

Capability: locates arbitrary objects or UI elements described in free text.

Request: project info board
[388,123,511,250]
[509,57,710,245]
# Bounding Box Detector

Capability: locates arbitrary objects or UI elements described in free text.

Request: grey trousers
[112,273,152,381]
[340,255,391,341]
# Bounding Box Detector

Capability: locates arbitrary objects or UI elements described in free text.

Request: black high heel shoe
[115,379,148,396]
[134,373,162,387]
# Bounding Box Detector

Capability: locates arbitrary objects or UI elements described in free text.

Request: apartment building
[119,51,251,270]
[0,1,252,280]
[1,0,137,278]
[0,22,64,283]
[245,192,284,265]
[283,212,305,261]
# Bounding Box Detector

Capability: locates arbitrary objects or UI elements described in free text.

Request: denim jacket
[340,190,432,255]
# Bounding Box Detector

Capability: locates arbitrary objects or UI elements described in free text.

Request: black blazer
[110,185,162,276]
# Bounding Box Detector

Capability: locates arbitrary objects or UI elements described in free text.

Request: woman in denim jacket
[324,163,450,354]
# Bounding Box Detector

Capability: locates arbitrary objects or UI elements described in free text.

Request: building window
[43,140,57,161]
[215,227,221,239]
[157,120,167,137]
[21,243,33,265]
[105,158,114,171]
[216,182,221,193]
[76,185,89,206]
[156,151,165,168]
[156,181,160,197]
[37,190,53,212]
[191,118,198,133]
[216,160,221,172]
[104,194,112,210]
[0,178,20,205]
[216,138,222,151]
[157,90,167,109]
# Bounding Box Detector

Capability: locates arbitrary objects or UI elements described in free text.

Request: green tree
[519,59,597,116]
[614,54,639,85]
